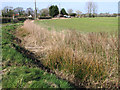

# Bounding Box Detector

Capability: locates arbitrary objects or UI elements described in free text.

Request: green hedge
[1,17,35,23]
[17,17,27,22]
[39,16,52,19]
[1,17,12,23]
[28,17,34,20]
[69,13,77,17]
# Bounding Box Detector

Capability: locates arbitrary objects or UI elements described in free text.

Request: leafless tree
[76,10,82,18]
[14,7,24,15]
[67,9,73,15]
[92,3,97,17]
[26,8,34,16]
[40,8,49,16]
[3,6,13,13]
[86,1,97,17]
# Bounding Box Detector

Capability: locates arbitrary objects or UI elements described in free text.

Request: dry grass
[21,20,118,88]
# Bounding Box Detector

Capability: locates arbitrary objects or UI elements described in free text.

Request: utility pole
[35,0,37,20]
[59,3,61,19]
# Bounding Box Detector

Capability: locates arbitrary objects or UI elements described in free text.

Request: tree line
[1,1,118,18]
[1,5,78,18]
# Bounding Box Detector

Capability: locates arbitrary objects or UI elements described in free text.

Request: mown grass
[2,24,73,88]
[35,17,118,32]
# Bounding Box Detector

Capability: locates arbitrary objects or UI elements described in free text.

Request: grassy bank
[2,24,73,88]
[22,20,118,88]
[35,17,118,32]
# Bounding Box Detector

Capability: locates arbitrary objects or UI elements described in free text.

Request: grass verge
[2,24,73,88]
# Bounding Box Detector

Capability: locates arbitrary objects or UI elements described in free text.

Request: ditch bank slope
[14,20,118,89]
[2,23,75,88]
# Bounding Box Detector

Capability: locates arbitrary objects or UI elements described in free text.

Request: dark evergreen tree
[49,5,59,17]
[60,8,68,15]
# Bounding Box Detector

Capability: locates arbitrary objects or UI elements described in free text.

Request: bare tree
[76,10,82,18]
[14,7,24,16]
[40,8,49,16]
[26,8,34,16]
[67,9,73,15]
[92,3,97,17]
[86,1,97,17]
[2,6,13,17]
[3,6,13,13]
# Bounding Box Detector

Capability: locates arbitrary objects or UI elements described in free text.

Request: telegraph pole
[59,3,61,19]
[35,0,37,20]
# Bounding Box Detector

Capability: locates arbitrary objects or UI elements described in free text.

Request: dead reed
[22,20,118,88]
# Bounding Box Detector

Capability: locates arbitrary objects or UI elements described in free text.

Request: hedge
[69,13,77,17]
[17,17,27,22]
[1,17,34,23]
[39,16,52,19]
[1,17,12,23]
[1,16,52,23]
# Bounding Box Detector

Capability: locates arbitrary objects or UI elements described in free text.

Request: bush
[1,17,35,23]
[69,13,77,17]
[12,18,19,23]
[1,17,12,23]
[17,17,27,22]
[39,16,52,19]
[28,17,34,20]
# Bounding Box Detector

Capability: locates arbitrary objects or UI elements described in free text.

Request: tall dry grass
[22,20,118,88]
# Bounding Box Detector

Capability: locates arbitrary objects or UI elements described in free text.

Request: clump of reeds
[22,20,118,88]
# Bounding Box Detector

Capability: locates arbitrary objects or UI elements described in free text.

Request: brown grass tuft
[21,20,118,88]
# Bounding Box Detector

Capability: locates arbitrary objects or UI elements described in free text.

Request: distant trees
[7,9,14,17]
[67,9,77,17]
[40,8,49,16]
[86,1,97,17]
[26,8,34,16]
[2,6,14,17]
[92,3,97,17]
[67,9,73,15]
[69,13,77,17]
[14,7,24,16]
[60,8,68,15]
[76,10,82,17]
[49,5,59,17]
[2,3,118,18]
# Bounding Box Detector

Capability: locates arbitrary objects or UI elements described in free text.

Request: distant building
[28,15,32,18]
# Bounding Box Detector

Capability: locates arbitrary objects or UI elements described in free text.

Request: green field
[35,17,118,32]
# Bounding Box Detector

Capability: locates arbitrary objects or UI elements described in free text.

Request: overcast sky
[1,0,119,14]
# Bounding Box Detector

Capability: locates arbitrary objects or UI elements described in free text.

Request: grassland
[35,17,118,32]
[2,24,73,88]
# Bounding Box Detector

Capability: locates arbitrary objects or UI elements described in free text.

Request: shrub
[69,13,77,17]
[12,18,19,23]
[28,17,34,20]
[1,17,12,23]
[17,17,27,22]
[39,16,52,19]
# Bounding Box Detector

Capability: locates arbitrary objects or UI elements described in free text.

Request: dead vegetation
[16,20,118,88]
